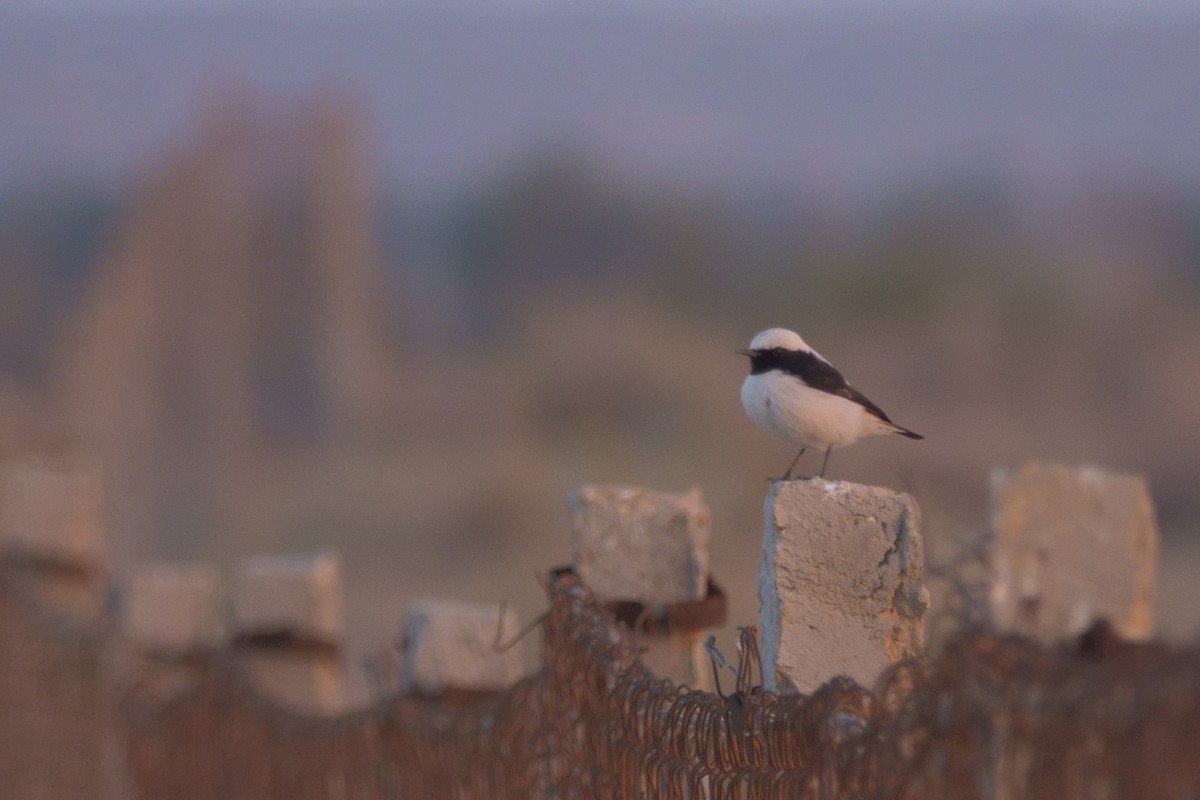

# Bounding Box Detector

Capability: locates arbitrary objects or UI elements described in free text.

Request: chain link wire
[3,565,1199,799]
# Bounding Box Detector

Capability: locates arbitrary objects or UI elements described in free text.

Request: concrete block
[988,462,1158,641]
[568,485,716,690]
[0,458,105,571]
[124,562,225,655]
[759,479,927,694]
[568,485,709,605]
[401,599,524,694]
[232,552,343,645]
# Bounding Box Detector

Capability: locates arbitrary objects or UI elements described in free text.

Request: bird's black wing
[776,349,895,423]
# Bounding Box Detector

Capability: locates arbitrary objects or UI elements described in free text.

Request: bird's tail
[887,422,924,440]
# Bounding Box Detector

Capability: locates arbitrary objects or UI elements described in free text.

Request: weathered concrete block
[232,553,345,713]
[568,484,715,689]
[988,462,1158,641]
[0,458,105,571]
[124,562,224,655]
[232,552,343,645]
[401,600,524,694]
[568,485,709,605]
[759,479,927,694]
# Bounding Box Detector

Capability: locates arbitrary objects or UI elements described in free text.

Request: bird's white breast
[740,371,870,449]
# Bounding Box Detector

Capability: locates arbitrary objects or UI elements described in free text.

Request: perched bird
[738,328,922,480]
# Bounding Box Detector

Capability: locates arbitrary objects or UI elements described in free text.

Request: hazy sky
[9,0,1200,14]
[4,0,1200,202]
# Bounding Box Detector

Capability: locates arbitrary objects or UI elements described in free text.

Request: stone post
[119,562,225,800]
[124,562,225,656]
[568,485,718,690]
[758,479,927,694]
[231,552,344,713]
[400,599,525,702]
[0,457,107,598]
[988,462,1158,642]
[0,457,115,799]
[0,457,105,569]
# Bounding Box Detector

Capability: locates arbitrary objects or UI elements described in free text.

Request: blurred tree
[0,186,114,382]
[441,151,802,336]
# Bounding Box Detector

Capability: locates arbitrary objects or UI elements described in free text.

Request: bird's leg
[818,448,832,478]
[781,448,806,481]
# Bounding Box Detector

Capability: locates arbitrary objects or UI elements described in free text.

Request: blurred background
[2,0,1199,679]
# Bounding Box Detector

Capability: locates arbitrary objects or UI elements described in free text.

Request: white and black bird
[738,328,922,480]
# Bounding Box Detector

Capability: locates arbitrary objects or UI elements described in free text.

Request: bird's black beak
[736,348,754,357]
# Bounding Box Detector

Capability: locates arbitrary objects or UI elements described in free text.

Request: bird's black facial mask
[745,347,800,376]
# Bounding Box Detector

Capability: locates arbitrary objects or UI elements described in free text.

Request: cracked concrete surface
[759,479,927,693]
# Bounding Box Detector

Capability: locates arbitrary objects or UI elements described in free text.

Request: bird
[738,327,922,480]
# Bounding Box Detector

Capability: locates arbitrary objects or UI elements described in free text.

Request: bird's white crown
[748,328,809,352]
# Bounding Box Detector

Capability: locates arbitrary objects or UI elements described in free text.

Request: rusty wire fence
[3,563,1200,799]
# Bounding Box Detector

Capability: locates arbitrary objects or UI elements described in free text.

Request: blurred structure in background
[56,98,391,560]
